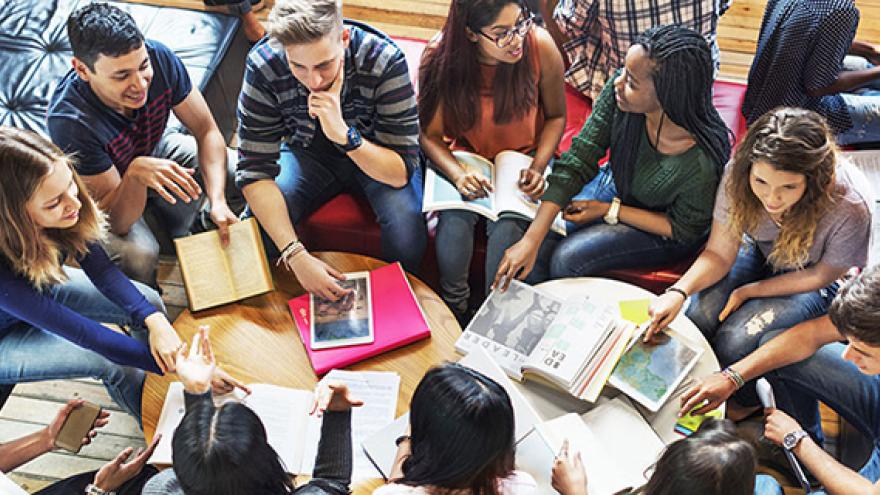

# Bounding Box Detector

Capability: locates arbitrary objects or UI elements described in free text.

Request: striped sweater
[235,22,420,189]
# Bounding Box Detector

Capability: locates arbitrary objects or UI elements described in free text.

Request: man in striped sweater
[236,0,426,301]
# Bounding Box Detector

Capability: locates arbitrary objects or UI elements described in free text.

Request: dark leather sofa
[0,0,248,141]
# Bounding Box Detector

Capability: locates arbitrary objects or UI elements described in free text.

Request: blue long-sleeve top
[0,243,162,373]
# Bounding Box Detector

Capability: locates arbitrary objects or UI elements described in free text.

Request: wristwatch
[84,484,115,495]
[342,126,363,152]
[603,197,622,225]
[783,429,809,451]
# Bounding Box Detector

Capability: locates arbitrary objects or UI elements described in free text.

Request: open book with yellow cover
[423,150,567,235]
[174,217,273,311]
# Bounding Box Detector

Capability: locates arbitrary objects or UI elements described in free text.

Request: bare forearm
[809,66,880,96]
[849,40,879,59]
[196,130,229,206]
[0,429,51,472]
[241,180,298,250]
[524,202,563,242]
[347,140,408,188]
[673,250,735,296]
[618,205,673,238]
[794,437,880,494]
[102,171,148,235]
[730,316,839,382]
[420,134,464,183]
[745,265,846,299]
[532,116,565,172]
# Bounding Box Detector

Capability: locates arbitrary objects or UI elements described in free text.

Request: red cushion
[297,35,750,294]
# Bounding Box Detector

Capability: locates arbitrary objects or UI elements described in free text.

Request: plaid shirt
[554,0,730,100]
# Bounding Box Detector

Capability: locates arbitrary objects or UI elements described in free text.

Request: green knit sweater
[543,74,720,244]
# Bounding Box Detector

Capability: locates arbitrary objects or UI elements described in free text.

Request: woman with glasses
[419,0,565,323]
[493,24,731,291]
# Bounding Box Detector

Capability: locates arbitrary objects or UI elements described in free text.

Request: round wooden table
[142,252,461,491]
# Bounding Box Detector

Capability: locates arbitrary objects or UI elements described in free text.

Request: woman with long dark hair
[493,24,731,290]
[419,0,565,322]
[377,363,536,495]
[650,108,873,421]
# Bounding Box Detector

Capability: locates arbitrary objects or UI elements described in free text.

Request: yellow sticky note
[618,298,651,325]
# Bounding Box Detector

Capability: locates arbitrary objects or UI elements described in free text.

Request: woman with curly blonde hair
[0,127,186,420]
[646,107,873,418]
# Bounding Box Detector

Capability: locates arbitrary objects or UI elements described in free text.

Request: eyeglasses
[479,11,534,49]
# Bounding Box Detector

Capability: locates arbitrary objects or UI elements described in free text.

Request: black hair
[830,265,880,346]
[171,400,294,495]
[398,363,516,495]
[610,24,732,201]
[640,419,756,495]
[67,3,144,71]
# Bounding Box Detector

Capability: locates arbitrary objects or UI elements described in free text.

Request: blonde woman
[647,108,873,418]
[0,127,185,420]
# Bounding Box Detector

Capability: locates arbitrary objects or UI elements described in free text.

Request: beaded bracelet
[720,367,745,390]
[664,286,688,300]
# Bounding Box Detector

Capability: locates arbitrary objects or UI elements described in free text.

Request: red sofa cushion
[297,36,749,294]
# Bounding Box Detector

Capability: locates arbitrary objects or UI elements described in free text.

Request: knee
[549,240,590,278]
[684,294,721,338]
[114,241,160,286]
[134,281,166,316]
[711,322,760,366]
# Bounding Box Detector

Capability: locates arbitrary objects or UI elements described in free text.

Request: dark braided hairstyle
[610,24,732,201]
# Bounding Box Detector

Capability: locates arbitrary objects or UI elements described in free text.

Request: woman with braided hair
[493,24,731,289]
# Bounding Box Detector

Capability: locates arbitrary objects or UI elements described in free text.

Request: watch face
[783,431,803,450]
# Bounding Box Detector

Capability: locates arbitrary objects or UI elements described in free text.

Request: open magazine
[455,281,636,402]
[423,150,567,235]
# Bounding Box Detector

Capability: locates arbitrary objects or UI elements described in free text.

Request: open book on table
[455,281,636,403]
[517,396,665,495]
[174,217,273,311]
[423,150,567,235]
[149,370,400,479]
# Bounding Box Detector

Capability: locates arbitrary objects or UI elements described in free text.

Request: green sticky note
[618,299,651,325]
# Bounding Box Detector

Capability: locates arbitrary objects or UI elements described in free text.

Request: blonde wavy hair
[0,127,106,288]
[726,108,838,270]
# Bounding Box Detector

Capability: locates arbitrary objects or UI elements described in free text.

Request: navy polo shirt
[47,40,192,176]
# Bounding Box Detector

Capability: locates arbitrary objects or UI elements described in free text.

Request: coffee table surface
[142,251,461,443]
[532,277,723,443]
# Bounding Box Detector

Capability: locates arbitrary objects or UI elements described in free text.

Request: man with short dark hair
[680,265,880,494]
[48,2,241,286]
[237,0,426,300]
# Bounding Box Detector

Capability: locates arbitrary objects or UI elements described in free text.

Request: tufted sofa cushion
[0,0,245,140]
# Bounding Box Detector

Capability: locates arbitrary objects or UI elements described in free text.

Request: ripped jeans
[685,237,838,410]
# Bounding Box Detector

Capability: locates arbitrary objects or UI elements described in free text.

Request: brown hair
[418,0,537,138]
[830,266,880,346]
[0,127,106,288]
[267,0,343,46]
[726,108,838,270]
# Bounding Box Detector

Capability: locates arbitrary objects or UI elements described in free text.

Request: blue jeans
[755,342,880,493]
[250,145,427,274]
[547,166,703,278]
[685,238,837,414]
[0,267,161,422]
[435,212,558,316]
[836,56,880,145]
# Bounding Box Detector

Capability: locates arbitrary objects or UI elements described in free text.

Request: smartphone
[54,401,102,453]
